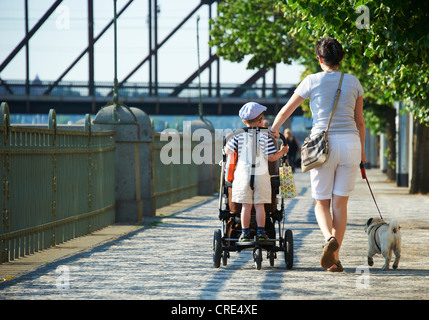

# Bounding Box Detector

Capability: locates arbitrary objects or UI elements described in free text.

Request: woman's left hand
[361,151,367,164]
[268,126,280,138]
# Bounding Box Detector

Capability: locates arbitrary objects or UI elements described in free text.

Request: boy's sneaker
[257,231,269,241]
[238,232,250,242]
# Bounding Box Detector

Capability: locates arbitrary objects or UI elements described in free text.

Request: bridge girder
[0,0,298,116]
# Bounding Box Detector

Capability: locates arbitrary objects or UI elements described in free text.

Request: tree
[210,0,429,193]
[209,0,301,69]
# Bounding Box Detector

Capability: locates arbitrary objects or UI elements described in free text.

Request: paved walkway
[1,169,429,301]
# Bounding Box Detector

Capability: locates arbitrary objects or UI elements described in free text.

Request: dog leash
[360,162,384,221]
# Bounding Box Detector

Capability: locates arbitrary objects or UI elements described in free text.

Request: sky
[0,0,305,86]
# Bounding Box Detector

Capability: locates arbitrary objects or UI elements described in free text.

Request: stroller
[213,127,294,270]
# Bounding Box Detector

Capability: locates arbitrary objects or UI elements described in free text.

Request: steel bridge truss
[0,0,297,116]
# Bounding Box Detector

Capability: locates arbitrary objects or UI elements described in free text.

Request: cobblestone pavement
[1,169,429,300]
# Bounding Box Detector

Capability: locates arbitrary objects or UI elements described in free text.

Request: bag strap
[326,72,344,133]
[249,128,259,190]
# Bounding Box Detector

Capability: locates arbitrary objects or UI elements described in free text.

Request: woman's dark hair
[315,37,344,67]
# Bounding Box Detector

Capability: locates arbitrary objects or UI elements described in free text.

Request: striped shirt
[225,130,277,162]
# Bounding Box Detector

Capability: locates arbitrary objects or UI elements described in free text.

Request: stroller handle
[277,132,288,164]
[278,131,287,144]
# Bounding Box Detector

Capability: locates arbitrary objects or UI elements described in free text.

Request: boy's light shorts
[310,133,361,200]
[232,165,272,204]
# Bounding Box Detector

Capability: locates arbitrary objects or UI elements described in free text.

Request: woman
[270,37,366,272]
[283,128,300,172]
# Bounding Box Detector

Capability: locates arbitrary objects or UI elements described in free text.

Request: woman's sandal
[327,260,343,272]
[320,236,339,269]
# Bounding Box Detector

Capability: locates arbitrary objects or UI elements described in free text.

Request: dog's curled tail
[390,219,400,234]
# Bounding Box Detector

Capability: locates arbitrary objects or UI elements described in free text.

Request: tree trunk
[385,107,396,181]
[410,121,429,194]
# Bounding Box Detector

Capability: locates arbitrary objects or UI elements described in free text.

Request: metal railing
[0,79,295,100]
[151,125,221,210]
[0,103,115,263]
[151,130,200,209]
[0,101,225,263]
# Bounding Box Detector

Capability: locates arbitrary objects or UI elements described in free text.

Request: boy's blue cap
[239,102,267,120]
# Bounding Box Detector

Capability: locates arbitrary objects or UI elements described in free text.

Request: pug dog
[365,218,401,270]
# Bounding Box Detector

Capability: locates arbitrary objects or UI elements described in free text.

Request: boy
[225,102,288,241]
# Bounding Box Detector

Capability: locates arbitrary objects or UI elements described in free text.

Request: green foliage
[210,0,429,128]
[209,0,301,69]
[362,97,387,135]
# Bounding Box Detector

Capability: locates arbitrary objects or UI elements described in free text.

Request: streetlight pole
[196,15,203,120]
[113,0,119,109]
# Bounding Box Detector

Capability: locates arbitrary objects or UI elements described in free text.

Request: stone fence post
[188,119,216,196]
[92,104,155,223]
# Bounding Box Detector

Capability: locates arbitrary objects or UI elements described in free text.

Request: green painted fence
[0,102,219,264]
[0,103,115,263]
[151,130,200,209]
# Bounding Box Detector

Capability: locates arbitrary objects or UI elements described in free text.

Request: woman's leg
[314,195,349,262]
[314,196,348,264]
[315,199,338,268]
[314,199,333,240]
[331,194,349,261]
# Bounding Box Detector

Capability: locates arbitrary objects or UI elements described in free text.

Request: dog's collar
[373,223,387,252]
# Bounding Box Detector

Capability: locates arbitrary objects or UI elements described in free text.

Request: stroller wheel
[269,251,276,267]
[213,229,222,268]
[284,229,294,270]
[222,251,228,266]
[253,247,262,270]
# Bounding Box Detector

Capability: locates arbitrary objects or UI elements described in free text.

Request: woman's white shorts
[310,133,361,200]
